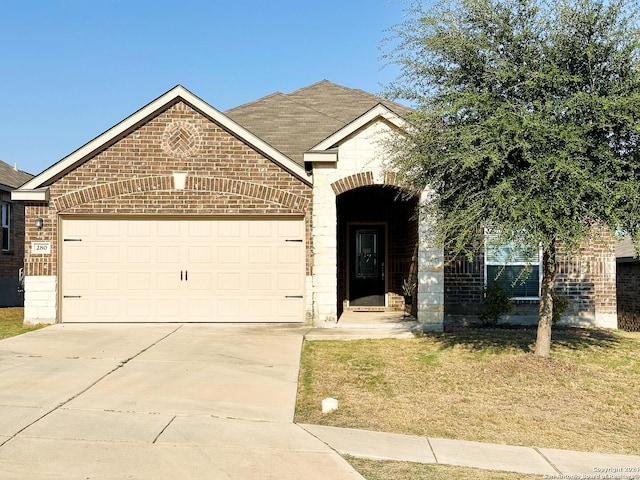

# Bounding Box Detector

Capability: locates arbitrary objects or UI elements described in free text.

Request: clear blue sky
[0,0,409,176]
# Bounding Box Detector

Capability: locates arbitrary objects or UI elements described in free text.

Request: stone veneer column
[311,163,338,326]
[417,192,444,330]
[23,276,57,325]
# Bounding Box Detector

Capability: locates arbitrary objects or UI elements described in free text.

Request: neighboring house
[0,160,32,306]
[12,81,618,328]
[616,237,639,331]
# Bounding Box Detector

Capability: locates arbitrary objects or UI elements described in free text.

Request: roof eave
[11,187,50,202]
[310,104,409,152]
[303,149,338,163]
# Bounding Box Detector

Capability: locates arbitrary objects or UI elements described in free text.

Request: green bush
[551,292,570,325]
[478,284,514,326]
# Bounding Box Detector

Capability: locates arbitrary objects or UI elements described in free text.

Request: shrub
[478,284,514,326]
[551,292,570,325]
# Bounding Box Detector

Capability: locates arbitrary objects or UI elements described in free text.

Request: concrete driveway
[0,324,363,480]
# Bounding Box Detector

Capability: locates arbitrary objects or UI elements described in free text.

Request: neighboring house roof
[226,80,413,165]
[617,236,639,263]
[0,160,33,192]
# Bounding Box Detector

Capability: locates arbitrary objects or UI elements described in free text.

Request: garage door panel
[127,272,153,290]
[155,299,181,318]
[97,220,123,237]
[247,273,272,291]
[65,244,90,264]
[157,221,180,238]
[278,298,303,319]
[187,245,211,263]
[247,298,272,317]
[217,245,241,263]
[61,218,305,323]
[217,298,240,318]
[156,245,181,263]
[127,245,151,263]
[278,246,302,264]
[95,246,121,263]
[156,271,180,290]
[248,246,271,264]
[186,271,212,290]
[95,299,123,317]
[277,272,303,290]
[95,272,120,290]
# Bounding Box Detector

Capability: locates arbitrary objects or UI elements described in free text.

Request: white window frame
[1,202,10,252]
[484,232,542,300]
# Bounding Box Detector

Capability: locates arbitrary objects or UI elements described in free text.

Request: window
[1,202,10,252]
[485,234,541,299]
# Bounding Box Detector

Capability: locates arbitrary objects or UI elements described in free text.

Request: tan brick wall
[444,231,618,326]
[23,101,313,279]
[555,232,617,320]
[617,261,640,331]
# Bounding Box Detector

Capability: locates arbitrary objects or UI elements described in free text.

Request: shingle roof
[617,236,638,261]
[0,159,33,191]
[225,80,412,165]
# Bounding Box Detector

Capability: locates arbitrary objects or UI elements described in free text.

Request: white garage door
[60,217,305,323]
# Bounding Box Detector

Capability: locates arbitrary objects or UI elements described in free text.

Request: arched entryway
[336,185,419,319]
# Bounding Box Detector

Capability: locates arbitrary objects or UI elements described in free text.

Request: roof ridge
[282,94,349,127]
[225,91,285,113]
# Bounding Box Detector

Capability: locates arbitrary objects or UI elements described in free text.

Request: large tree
[383,0,640,356]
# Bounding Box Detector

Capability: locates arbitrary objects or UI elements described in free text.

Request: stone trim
[330,171,410,195]
[53,175,310,213]
[23,275,57,325]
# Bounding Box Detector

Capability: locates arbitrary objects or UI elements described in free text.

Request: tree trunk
[534,240,556,357]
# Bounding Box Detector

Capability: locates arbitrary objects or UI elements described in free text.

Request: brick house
[0,160,32,306]
[12,81,618,328]
[616,237,640,331]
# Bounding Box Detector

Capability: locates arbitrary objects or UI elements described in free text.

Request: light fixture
[35,217,44,229]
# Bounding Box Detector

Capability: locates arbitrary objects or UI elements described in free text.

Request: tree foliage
[383,0,640,356]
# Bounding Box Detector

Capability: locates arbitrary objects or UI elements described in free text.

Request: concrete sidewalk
[300,424,640,476]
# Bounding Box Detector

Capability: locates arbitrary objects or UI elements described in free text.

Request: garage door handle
[64,295,81,298]
[286,239,303,242]
[286,295,303,298]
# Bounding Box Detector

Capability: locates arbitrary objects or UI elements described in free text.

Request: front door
[349,225,385,306]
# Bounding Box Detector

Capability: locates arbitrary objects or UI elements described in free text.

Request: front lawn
[0,308,45,339]
[295,327,640,456]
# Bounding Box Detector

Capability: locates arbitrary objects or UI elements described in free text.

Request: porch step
[347,307,387,312]
[304,325,419,341]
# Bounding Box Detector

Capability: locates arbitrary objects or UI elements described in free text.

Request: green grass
[0,308,45,339]
[296,327,640,456]
[344,456,541,480]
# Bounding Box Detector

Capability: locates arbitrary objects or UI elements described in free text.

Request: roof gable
[226,80,412,165]
[14,86,309,200]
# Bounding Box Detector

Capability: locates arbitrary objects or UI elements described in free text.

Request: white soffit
[17,85,310,194]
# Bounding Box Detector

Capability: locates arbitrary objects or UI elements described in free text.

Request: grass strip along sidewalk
[296,327,640,457]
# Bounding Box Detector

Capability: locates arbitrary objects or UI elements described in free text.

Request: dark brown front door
[349,226,385,306]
